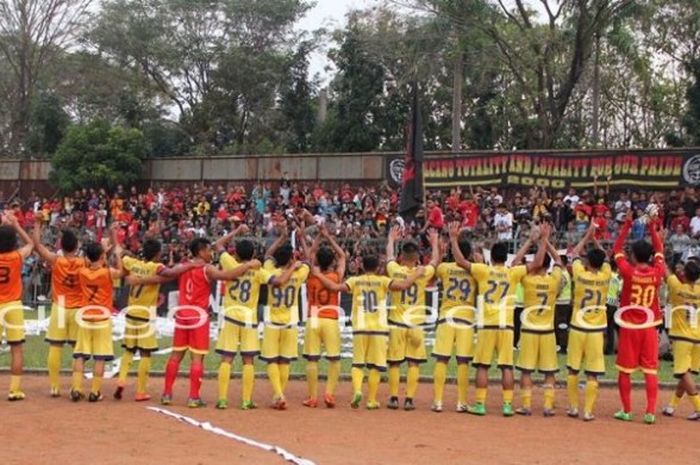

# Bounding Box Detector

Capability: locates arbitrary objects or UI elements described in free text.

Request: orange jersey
[78,267,114,320]
[0,251,22,304]
[52,256,86,308]
[306,271,340,319]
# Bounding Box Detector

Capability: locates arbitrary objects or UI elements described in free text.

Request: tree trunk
[591,33,601,148]
[451,49,463,152]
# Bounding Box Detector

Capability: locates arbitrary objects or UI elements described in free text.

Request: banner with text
[386,151,700,189]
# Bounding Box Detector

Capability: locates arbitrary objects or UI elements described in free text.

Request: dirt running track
[1,374,697,465]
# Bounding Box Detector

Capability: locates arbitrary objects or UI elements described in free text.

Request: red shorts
[616,327,659,374]
[172,317,210,355]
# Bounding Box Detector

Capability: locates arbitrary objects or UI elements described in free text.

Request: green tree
[26,92,70,155]
[682,59,700,145]
[279,42,317,153]
[50,121,146,193]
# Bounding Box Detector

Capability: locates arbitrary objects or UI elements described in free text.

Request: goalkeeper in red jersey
[612,211,666,424]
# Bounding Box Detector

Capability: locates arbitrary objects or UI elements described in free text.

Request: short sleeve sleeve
[345,277,357,293]
[470,263,488,281]
[297,264,310,282]
[122,256,135,272]
[666,275,681,294]
[219,252,237,270]
[423,265,436,281]
[256,268,273,285]
[436,263,447,281]
[571,259,584,277]
[386,260,400,276]
[510,265,527,284]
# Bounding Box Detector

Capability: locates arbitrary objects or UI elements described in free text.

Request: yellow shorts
[516,331,558,374]
[215,317,260,358]
[45,305,79,345]
[73,319,114,361]
[431,321,474,363]
[303,317,341,361]
[473,328,514,368]
[566,329,605,375]
[388,325,426,364]
[261,325,298,363]
[122,314,158,353]
[353,331,388,371]
[670,338,700,377]
[0,300,24,344]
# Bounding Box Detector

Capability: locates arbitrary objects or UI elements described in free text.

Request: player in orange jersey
[33,217,86,397]
[0,211,34,400]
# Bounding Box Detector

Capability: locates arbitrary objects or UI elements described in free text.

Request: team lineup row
[0,212,698,425]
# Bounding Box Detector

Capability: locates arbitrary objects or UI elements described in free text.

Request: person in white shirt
[563,188,579,208]
[494,204,514,241]
[690,208,700,238]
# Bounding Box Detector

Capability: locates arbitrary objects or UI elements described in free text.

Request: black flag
[399,84,424,219]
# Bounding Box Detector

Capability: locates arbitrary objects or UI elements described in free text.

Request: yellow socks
[136,357,151,394]
[306,361,318,399]
[267,363,282,397]
[72,369,83,393]
[326,361,340,396]
[521,389,532,409]
[48,346,62,390]
[543,384,555,410]
[351,367,364,394]
[475,387,487,405]
[388,366,400,397]
[689,393,700,411]
[503,389,514,404]
[584,380,598,414]
[91,375,103,394]
[118,351,134,385]
[457,364,469,405]
[9,375,21,393]
[567,374,579,410]
[433,362,447,403]
[406,365,420,398]
[242,364,255,403]
[669,393,683,408]
[279,363,290,393]
[368,369,381,404]
[218,362,232,401]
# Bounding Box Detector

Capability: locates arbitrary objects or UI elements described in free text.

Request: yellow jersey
[470,263,528,328]
[435,262,477,323]
[570,259,612,330]
[386,261,435,326]
[345,274,392,332]
[666,275,700,341]
[220,252,272,325]
[123,256,165,319]
[264,259,309,326]
[520,267,563,331]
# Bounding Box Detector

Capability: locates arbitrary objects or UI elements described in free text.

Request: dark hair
[491,242,508,264]
[401,241,419,257]
[631,240,653,264]
[273,243,294,267]
[0,225,17,253]
[60,229,78,253]
[362,255,379,272]
[235,239,255,261]
[560,255,569,266]
[85,242,104,262]
[543,253,552,269]
[458,240,471,260]
[316,246,335,271]
[143,239,162,261]
[587,248,606,269]
[189,238,211,257]
[685,260,700,282]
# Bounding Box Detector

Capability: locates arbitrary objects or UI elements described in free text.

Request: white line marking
[147,406,317,465]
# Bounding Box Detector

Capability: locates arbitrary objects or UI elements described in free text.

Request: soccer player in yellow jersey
[311,254,425,409]
[261,234,309,410]
[431,235,477,413]
[115,239,193,401]
[450,222,549,417]
[385,226,439,411]
[512,235,564,417]
[215,233,297,410]
[662,260,700,420]
[566,223,612,422]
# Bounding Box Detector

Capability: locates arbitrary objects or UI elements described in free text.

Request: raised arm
[4,213,34,259]
[526,224,550,273]
[613,211,633,257]
[386,225,400,262]
[213,224,249,252]
[448,222,470,270]
[427,228,441,268]
[109,244,125,279]
[649,218,664,255]
[265,224,288,259]
[31,217,57,264]
[389,266,426,291]
[322,227,347,279]
[572,222,596,258]
[545,240,564,268]
[511,227,537,266]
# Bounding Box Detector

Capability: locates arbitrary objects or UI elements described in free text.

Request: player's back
[123,256,164,314]
[436,262,476,323]
[471,263,527,327]
[307,271,340,319]
[220,252,270,324]
[571,259,611,330]
[386,260,435,325]
[346,273,391,331]
[178,264,210,321]
[265,260,310,325]
[617,261,664,326]
[0,251,22,304]
[666,275,700,340]
[78,266,114,320]
[52,256,86,308]
[521,268,562,331]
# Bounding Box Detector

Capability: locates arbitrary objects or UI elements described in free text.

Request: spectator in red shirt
[459,194,479,230]
[669,206,689,233]
[422,198,444,232]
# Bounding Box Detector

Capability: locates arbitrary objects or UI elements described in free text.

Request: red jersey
[177,264,210,321]
[613,218,666,327]
[306,271,340,319]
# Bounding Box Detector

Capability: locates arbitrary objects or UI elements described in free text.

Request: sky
[297,0,377,84]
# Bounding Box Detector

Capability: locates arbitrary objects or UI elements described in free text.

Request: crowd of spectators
[7,175,700,300]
